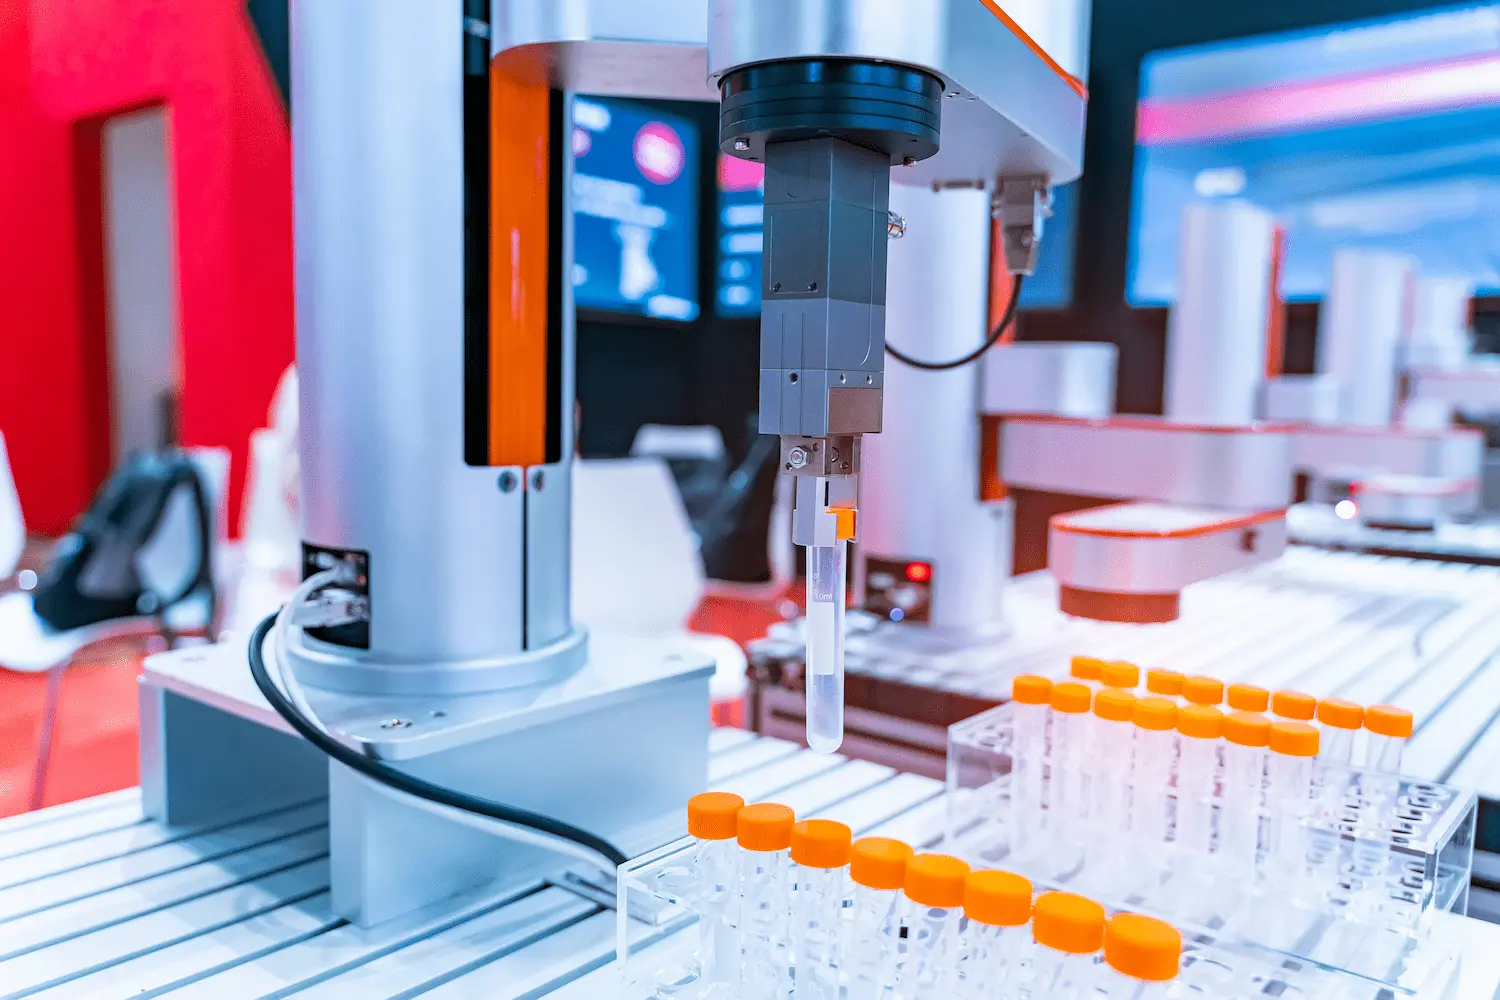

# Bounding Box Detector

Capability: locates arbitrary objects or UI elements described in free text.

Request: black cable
[247,612,628,867]
[885,274,1026,371]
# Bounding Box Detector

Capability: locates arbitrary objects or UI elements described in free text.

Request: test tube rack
[944,702,1476,995]
[614,833,1443,999]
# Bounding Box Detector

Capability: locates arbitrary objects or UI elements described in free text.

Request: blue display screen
[715,156,1076,316]
[1130,3,1500,306]
[572,96,699,321]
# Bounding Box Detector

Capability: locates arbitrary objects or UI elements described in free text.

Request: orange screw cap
[851,838,914,890]
[737,803,794,852]
[1033,891,1107,954]
[1317,698,1364,731]
[1366,704,1414,739]
[1134,697,1178,732]
[791,820,852,869]
[1012,674,1053,706]
[1094,688,1137,723]
[1146,669,1185,697]
[1224,712,1271,748]
[904,854,971,909]
[1269,721,1320,758]
[1272,690,1317,721]
[965,870,1033,927]
[1227,684,1270,713]
[1051,682,1092,714]
[1071,656,1106,682]
[1100,661,1141,689]
[1105,913,1183,982]
[1183,676,1225,706]
[687,792,744,841]
[1177,705,1224,740]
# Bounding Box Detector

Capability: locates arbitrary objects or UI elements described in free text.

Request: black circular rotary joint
[718,59,944,165]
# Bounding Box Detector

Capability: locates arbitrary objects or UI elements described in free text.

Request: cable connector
[994,177,1052,277]
[292,590,369,629]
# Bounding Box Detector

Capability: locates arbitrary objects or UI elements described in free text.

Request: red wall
[0,0,294,535]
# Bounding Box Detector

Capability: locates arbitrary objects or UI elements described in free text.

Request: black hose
[246,612,628,867]
[885,274,1026,371]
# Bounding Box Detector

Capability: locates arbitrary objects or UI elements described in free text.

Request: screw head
[903,156,917,167]
[771,282,782,293]
[498,472,519,493]
[532,469,545,491]
[807,281,818,292]
[380,718,413,730]
[734,137,750,152]
[828,447,841,463]
[787,447,810,470]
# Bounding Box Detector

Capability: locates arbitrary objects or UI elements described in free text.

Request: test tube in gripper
[806,541,848,754]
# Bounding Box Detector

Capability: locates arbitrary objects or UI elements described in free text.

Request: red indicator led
[906,562,932,583]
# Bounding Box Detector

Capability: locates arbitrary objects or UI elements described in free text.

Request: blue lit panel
[1130,3,1500,306]
[572,96,700,321]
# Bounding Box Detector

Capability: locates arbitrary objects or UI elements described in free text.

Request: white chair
[0,433,23,581]
[572,457,748,709]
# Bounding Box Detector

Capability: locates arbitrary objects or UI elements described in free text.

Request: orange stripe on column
[1264,224,1286,378]
[488,71,551,468]
[988,219,1020,341]
[975,0,1088,98]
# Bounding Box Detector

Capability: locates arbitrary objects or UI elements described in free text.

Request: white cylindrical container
[962,870,1034,999]
[1318,249,1417,427]
[1165,201,1279,425]
[1267,722,1320,905]
[845,838,914,1000]
[1353,706,1414,924]
[1175,706,1224,876]
[1031,891,1106,1000]
[1010,675,1054,863]
[1406,275,1473,370]
[897,854,971,997]
[1088,689,1138,893]
[1049,682,1094,870]
[861,184,1009,634]
[736,803,795,997]
[790,819,852,1000]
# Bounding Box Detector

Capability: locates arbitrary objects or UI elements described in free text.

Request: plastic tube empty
[1010,675,1053,864]
[805,542,847,754]
[1221,712,1271,881]
[1130,698,1178,876]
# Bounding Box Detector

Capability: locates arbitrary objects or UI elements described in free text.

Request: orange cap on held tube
[851,837,914,890]
[687,792,744,840]
[737,803,794,852]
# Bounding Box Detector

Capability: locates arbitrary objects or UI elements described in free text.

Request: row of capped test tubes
[672,791,1189,999]
[1007,657,1415,929]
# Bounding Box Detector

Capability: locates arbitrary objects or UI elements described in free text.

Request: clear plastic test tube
[845,837,913,1000]
[1354,705,1413,923]
[1031,891,1107,999]
[1129,698,1178,877]
[1174,706,1223,894]
[790,819,852,1000]
[1089,689,1138,893]
[806,541,848,754]
[1100,913,1183,999]
[1266,722,1320,909]
[962,869,1033,999]
[684,792,745,993]
[1220,712,1271,882]
[1010,675,1054,863]
[737,802,795,997]
[898,853,971,997]
[1049,682,1094,870]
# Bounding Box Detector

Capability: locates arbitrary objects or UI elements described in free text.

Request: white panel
[102,107,179,459]
[983,342,1116,418]
[1165,202,1276,425]
[1262,374,1341,425]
